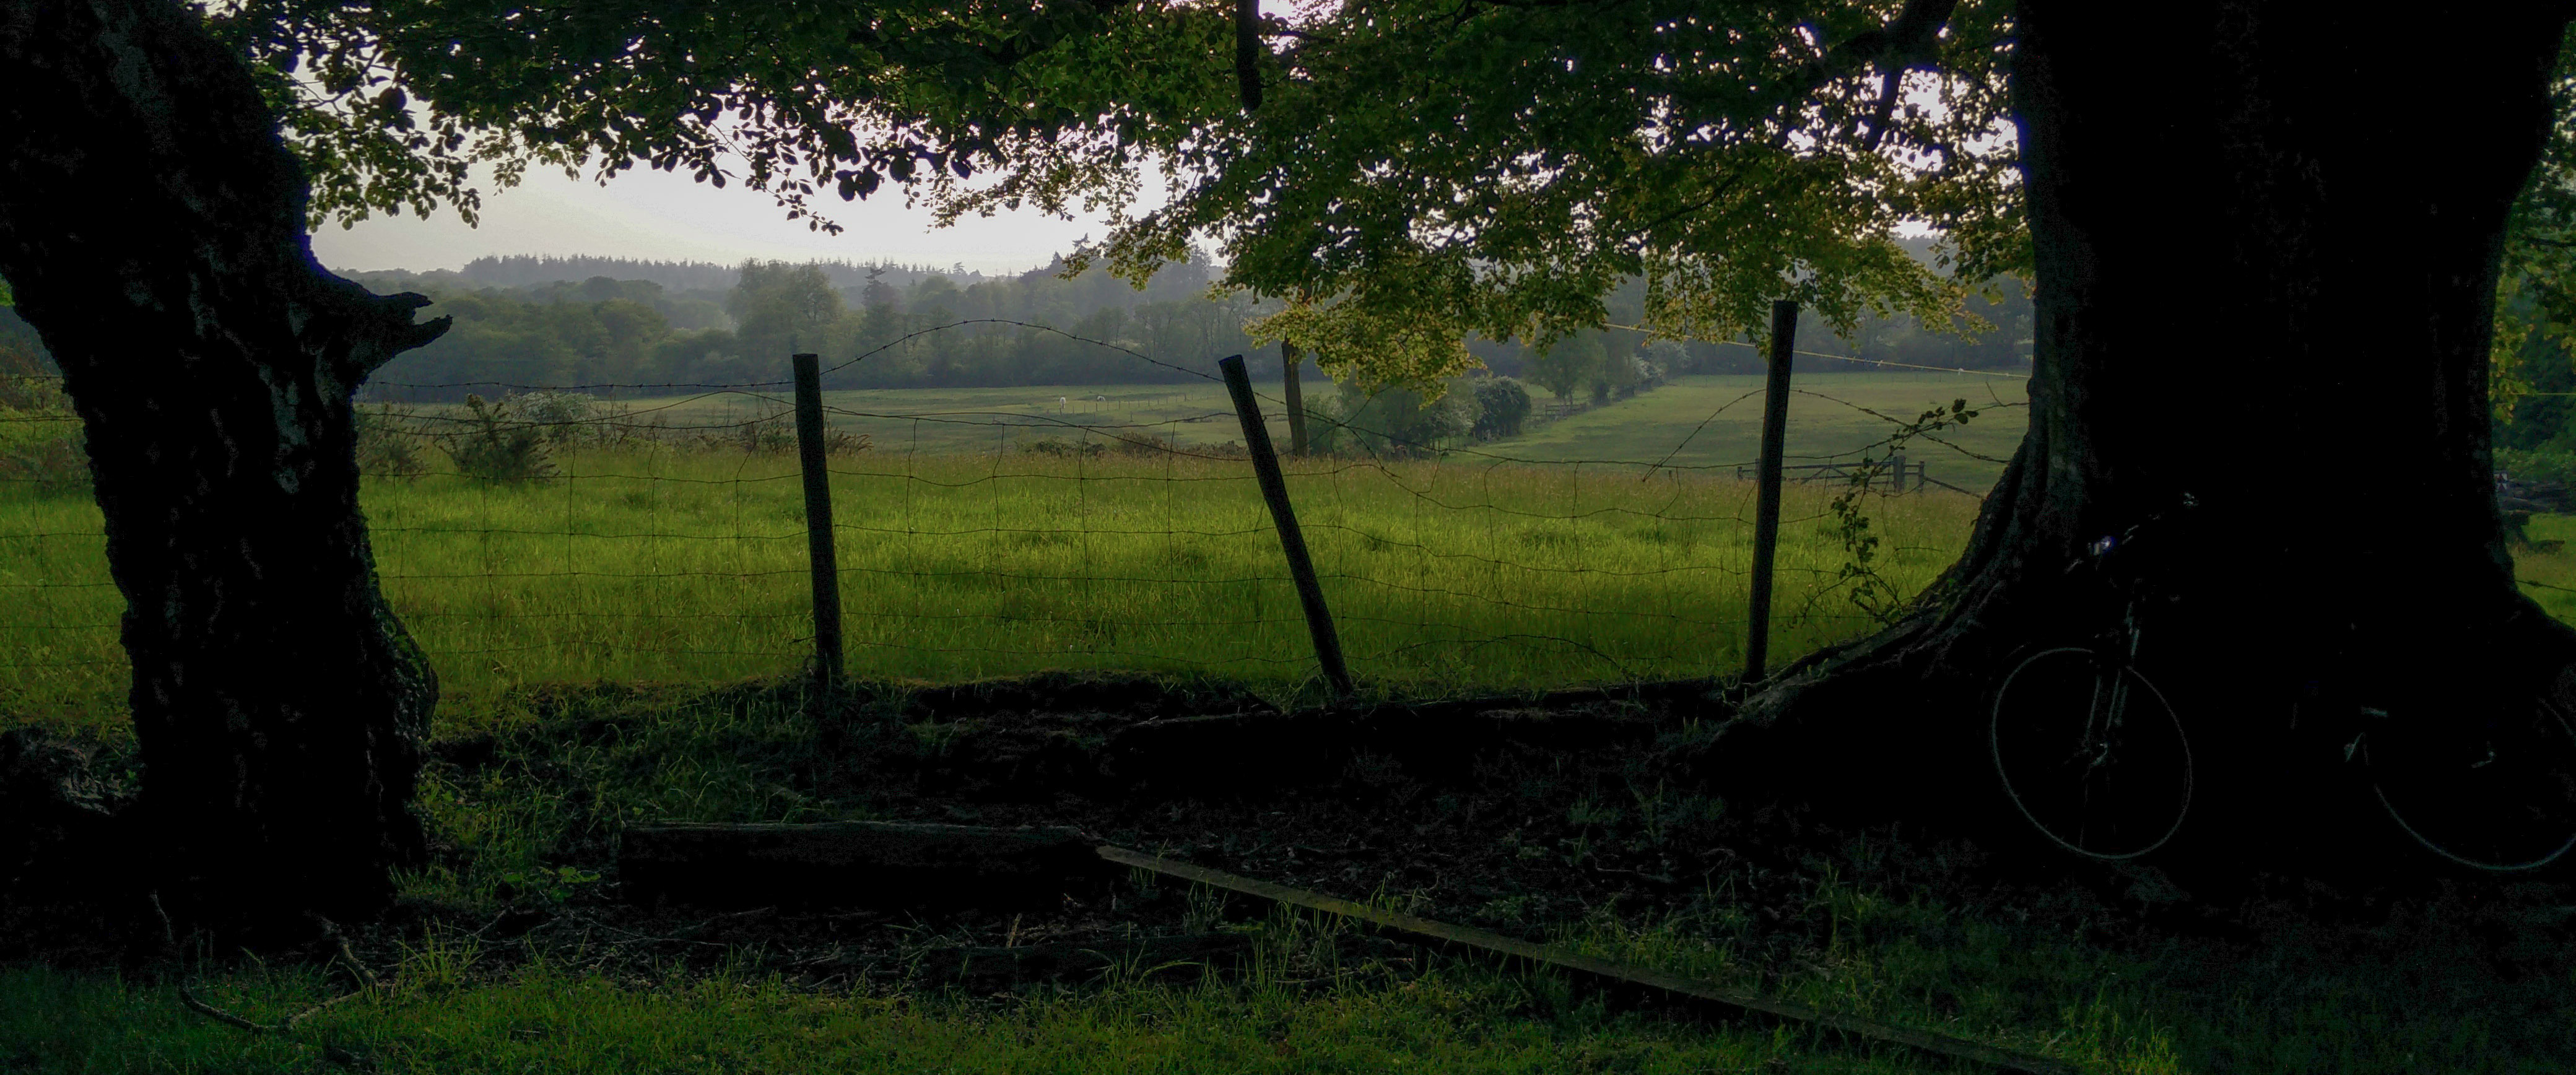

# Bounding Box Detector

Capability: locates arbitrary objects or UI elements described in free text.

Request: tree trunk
[0,0,448,932]
[1713,2,2576,875]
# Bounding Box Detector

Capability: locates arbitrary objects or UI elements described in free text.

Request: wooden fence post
[1219,354,1354,699]
[1889,452,1908,494]
[1281,341,1310,456]
[1745,302,1798,684]
[791,353,844,694]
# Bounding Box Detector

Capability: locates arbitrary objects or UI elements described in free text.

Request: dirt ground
[7,671,2569,1035]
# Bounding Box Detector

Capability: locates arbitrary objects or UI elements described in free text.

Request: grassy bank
[0,938,1982,1075]
[6,676,2566,1074]
[1,954,1824,1075]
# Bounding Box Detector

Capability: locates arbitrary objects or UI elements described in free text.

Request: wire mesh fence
[0,322,2029,715]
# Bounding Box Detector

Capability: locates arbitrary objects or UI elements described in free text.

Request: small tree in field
[1471,378,1534,440]
[1312,381,1476,458]
[1526,336,1604,402]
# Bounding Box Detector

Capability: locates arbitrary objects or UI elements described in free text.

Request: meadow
[1499,370,2030,489]
[9,372,2571,1075]
[630,370,2034,474]
[0,448,1983,729]
[0,370,2030,726]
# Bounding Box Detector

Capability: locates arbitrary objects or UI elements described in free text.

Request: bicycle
[1989,507,2196,861]
[2315,648,2576,873]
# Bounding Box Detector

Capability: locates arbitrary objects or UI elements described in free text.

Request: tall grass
[0,446,1983,731]
[0,930,1858,1075]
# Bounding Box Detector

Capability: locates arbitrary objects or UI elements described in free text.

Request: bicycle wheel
[2364,693,2576,872]
[1990,646,2194,860]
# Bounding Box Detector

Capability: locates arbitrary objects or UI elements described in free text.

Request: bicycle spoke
[2369,695,2576,872]
[1992,648,2191,861]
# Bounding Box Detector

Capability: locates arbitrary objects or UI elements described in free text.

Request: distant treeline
[1470,239,2034,398]
[0,240,2035,407]
[458,255,993,295]
[354,252,1268,401]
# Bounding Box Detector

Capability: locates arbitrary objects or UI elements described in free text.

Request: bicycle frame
[2073,607,2139,770]
[1990,509,2196,861]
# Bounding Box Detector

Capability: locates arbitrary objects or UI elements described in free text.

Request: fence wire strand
[0,324,2030,703]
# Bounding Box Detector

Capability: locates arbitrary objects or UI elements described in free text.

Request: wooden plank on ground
[1095,845,2077,1075]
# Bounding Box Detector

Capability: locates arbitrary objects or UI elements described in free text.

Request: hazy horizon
[308,160,1109,277]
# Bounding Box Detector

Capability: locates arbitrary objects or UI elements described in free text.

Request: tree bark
[1714,2,2576,874]
[0,0,448,931]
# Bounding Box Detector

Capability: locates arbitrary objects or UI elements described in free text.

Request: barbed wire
[0,323,2013,695]
[1599,321,2034,380]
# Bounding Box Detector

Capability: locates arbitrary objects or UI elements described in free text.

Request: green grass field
[2509,513,2576,622]
[629,381,1246,456]
[1498,372,2031,490]
[1,911,2183,1075]
[10,373,2572,1074]
[32,367,2576,732]
[22,365,2576,733]
[0,446,1982,729]
[606,371,2032,479]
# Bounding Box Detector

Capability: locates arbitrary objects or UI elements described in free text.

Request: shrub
[1640,340,1687,386]
[820,429,872,457]
[515,391,600,448]
[0,336,65,413]
[1109,431,1181,457]
[735,414,795,454]
[1020,437,1107,459]
[437,394,555,483]
[1312,381,1475,458]
[2499,446,2576,487]
[0,336,84,497]
[1471,378,1533,440]
[0,434,88,498]
[355,403,428,479]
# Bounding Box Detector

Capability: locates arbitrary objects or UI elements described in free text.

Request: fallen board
[1103,681,1708,791]
[620,821,1107,909]
[1096,845,2077,1075]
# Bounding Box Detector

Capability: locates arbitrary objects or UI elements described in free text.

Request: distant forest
[332,244,2040,404]
[22,250,2576,454]
[346,251,1269,401]
[0,242,2043,407]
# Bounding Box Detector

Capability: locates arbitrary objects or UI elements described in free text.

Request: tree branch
[178,985,286,1033]
[1235,0,1263,112]
[1791,0,1962,137]
[175,920,381,1035]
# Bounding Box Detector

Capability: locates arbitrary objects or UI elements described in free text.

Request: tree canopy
[2497,34,2576,421]
[228,0,2032,387]
[66,2,2576,401]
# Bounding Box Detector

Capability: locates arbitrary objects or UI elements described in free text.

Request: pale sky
[308,163,1117,276]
